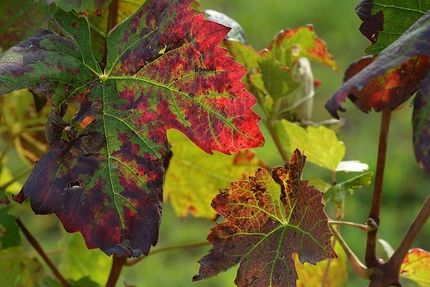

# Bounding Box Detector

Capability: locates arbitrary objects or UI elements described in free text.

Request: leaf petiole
[329,220,378,232]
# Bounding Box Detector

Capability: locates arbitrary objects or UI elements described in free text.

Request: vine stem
[366,109,392,269]
[106,256,127,287]
[329,220,377,232]
[266,118,289,162]
[102,0,120,67]
[16,219,70,287]
[125,241,211,267]
[387,193,430,271]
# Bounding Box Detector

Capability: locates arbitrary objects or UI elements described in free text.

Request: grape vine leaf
[355,0,430,54]
[413,73,430,174]
[275,120,345,171]
[1,0,264,257]
[164,129,260,219]
[0,1,53,52]
[193,149,336,287]
[400,248,430,286]
[48,0,111,15]
[325,10,430,119]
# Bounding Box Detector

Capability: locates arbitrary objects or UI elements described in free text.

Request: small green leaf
[324,171,373,205]
[275,120,345,171]
[0,247,44,285]
[0,188,21,250]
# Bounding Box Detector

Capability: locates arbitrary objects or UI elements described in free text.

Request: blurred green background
[1,0,429,286]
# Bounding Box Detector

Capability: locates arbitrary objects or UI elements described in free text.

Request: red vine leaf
[325,11,430,119]
[4,0,263,257]
[193,149,336,287]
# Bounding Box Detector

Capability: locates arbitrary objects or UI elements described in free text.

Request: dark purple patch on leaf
[355,0,384,44]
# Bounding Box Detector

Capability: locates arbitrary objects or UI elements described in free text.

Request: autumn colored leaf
[47,0,110,15]
[275,120,345,171]
[325,11,430,119]
[268,25,339,72]
[355,0,430,54]
[0,1,53,52]
[193,150,336,287]
[1,0,263,257]
[400,248,430,286]
[164,130,260,219]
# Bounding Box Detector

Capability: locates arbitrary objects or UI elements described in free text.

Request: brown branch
[387,193,430,271]
[105,255,127,287]
[366,109,392,269]
[16,219,70,287]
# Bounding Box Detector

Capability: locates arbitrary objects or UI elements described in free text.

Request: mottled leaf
[268,25,339,72]
[355,0,430,54]
[0,1,53,52]
[413,72,430,174]
[4,0,263,257]
[164,129,260,219]
[400,248,430,287]
[275,120,345,171]
[193,150,336,287]
[295,240,347,287]
[51,0,110,15]
[325,11,430,119]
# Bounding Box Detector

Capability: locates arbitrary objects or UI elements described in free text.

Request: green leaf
[51,0,110,15]
[275,120,345,171]
[400,248,430,287]
[194,150,336,286]
[164,129,260,219]
[355,0,430,54]
[0,188,21,250]
[324,171,373,206]
[58,233,111,286]
[4,0,264,258]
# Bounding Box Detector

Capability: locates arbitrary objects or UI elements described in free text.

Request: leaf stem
[366,109,392,268]
[103,0,120,67]
[329,220,377,232]
[125,241,211,267]
[106,256,127,287]
[16,219,70,287]
[266,118,289,162]
[329,224,369,279]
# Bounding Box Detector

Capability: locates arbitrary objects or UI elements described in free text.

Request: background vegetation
[1,0,429,286]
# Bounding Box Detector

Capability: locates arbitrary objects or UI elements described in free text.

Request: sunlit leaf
[275,120,345,171]
[164,129,260,219]
[400,248,430,287]
[268,25,339,72]
[193,150,336,287]
[295,240,347,287]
